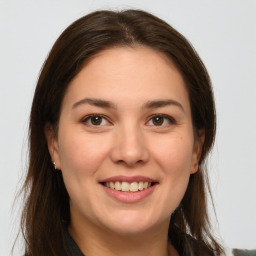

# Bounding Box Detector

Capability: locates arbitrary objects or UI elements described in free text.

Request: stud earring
[52,162,56,170]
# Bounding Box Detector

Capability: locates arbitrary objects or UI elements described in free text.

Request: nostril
[115,159,145,167]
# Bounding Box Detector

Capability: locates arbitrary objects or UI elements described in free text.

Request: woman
[20,9,224,255]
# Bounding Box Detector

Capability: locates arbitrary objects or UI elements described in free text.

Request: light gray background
[0,0,255,255]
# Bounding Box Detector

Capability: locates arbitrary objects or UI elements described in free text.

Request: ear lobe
[190,129,205,174]
[44,124,61,170]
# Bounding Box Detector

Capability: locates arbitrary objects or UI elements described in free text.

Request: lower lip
[101,184,157,203]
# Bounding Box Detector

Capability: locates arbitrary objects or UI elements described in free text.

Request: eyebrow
[72,98,116,109]
[72,98,184,112]
[143,99,185,113]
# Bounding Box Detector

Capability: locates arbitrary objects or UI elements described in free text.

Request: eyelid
[80,113,176,127]
[81,114,112,126]
[146,114,176,126]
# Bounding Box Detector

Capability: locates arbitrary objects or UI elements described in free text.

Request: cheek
[57,130,111,177]
[57,132,112,210]
[150,134,194,210]
[152,134,194,173]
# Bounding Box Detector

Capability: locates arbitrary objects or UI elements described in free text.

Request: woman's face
[47,47,202,235]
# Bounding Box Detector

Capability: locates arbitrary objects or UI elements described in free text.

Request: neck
[68,218,177,256]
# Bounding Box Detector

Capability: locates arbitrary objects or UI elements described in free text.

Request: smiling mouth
[101,181,156,193]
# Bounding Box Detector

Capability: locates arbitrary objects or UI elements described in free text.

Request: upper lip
[99,175,158,183]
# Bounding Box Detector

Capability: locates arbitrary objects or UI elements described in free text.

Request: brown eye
[82,115,109,126]
[147,114,175,127]
[90,116,102,125]
[152,116,164,126]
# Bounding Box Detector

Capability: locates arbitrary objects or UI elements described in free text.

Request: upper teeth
[104,181,152,192]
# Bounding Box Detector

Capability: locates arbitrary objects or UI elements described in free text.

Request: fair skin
[46,46,203,256]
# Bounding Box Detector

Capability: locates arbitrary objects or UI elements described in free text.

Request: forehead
[62,46,190,112]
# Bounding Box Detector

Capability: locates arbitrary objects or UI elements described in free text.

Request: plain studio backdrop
[0,0,255,255]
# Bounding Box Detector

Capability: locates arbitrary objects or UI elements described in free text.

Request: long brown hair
[20,9,224,255]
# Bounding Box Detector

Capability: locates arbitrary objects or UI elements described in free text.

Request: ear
[190,129,205,174]
[45,124,61,170]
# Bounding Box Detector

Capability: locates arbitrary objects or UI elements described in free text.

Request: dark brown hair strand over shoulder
[19,9,224,256]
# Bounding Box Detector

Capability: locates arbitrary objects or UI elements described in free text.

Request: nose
[110,125,150,167]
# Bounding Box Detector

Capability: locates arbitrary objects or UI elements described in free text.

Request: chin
[106,223,154,236]
[100,210,167,235]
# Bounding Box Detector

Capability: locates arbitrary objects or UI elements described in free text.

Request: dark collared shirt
[66,230,84,256]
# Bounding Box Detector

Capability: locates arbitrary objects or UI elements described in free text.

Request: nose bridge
[110,120,149,166]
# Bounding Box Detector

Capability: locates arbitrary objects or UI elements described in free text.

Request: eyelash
[81,114,110,127]
[147,114,176,127]
[81,114,176,127]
